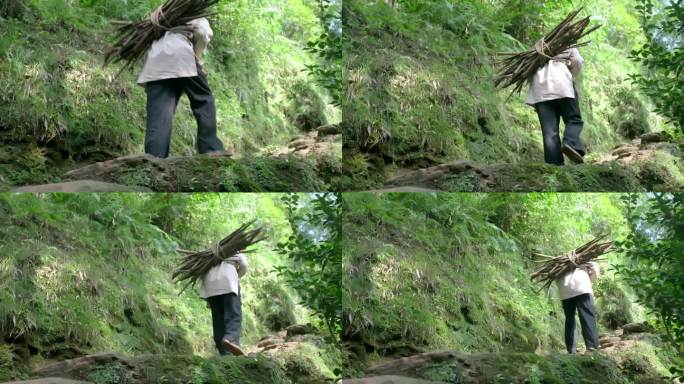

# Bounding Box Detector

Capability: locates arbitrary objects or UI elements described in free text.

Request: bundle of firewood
[494,8,601,99]
[104,0,219,74]
[172,220,265,293]
[530,234,614,291]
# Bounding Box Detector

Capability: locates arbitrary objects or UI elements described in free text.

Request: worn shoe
[222,339,246,356]
[562,144,584,164]
[205,150,234,157]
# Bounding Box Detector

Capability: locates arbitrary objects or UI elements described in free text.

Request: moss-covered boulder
[354,350,669,384]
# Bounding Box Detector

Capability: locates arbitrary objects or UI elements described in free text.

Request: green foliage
[610,87,651,139]
[276,193,343,347]
[85,362,132,384]
[594,278,634,330]
[304,0,343,106]
[616,193,684,379]
[630,0,684,131]
[0,193,340,381]
[341,192,680,381]
[343,0,678,186]
[0,0,339,185]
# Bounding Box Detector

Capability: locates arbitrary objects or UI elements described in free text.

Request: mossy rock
[381,160,682,192]
[363,351,667,384]
[53,154,340,192]
[135,354,291,384]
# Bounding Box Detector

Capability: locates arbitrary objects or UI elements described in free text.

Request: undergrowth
[0,0,339,185]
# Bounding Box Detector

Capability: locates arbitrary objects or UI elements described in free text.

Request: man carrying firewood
[556,261,600,354]
[199,253,248,356]
[526,48,586,165]
[137,16,226,158]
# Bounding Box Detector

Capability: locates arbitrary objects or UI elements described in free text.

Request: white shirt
[556,261,600,300]
[137,18,213,84]
[199,253,249,299]
[526,48,584,105]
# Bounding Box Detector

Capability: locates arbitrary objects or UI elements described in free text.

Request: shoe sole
[222,339,245,356]
[562,145,584,164]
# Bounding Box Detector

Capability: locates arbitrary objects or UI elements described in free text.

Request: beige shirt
[556,261,600,300]
[526,48,584,105]
[199,253,249,299]
[137,18,213,84]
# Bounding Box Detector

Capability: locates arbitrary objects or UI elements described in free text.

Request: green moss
[0,0,339,185]
[343,0,679,188]
[595,279,633,330]
[84,362,133,384]
[60,154,340,192]
[0,344,21,382]
[0,193,336,382]
[136,355,291,384]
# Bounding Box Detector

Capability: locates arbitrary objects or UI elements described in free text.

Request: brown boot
[222,339,245,356]
[562,144,585,164]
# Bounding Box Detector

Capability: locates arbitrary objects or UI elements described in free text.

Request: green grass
[0,0,339,185]
[341,193,682,378]
[0,193,339,382]
[342,0,679,183]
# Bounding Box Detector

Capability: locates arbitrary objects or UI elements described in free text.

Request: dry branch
[494,8,601,100]
[530,234,614,291]
[104,0,219,75]
[172,220,265,293]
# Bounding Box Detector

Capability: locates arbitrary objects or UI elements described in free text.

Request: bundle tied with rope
[104,0,219,76]
[494,8,601,100]
[172,220,265,294]
[530,234,614,291]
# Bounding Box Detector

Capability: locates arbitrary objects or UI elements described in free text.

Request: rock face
[372,131,683,192]
[58,153,337,192]
[346,345,669,384]
[285,323,314,337]
[343,376,447,384]
[4,379,93,384]
[596,131,679,165]
[5,126,342,192]
[32,353,134,379]
[12,180,152,192]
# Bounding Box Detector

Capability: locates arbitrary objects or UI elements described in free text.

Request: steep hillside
[341,0,683,191]
[341,192,683,382]
[0,193,340,383]
[0,0,340,188]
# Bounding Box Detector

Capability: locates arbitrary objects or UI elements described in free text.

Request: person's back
[556,261,600,354]
[555,265,593,300]
[526,47,586,165]
[200,253,248,356]
[136,16,225,159]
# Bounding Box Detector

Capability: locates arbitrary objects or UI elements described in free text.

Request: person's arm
[225,253,249,277]
[567,48,584,76]
[587,261,599,283]
[188,18,213,58]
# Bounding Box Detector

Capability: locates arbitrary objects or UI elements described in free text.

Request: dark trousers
[562,293,599,354]
[534,86,585,165]
[144,72,224,158]
[207,292,242,356]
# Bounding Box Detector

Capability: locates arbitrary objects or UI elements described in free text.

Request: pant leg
[145,79,182,158]
[576,293,599,350]
[181,72,225,154]
[207,295,229,355]
[535,101,564,165]
[559,85,585,155]
[562,297,578,354]
[223,292,242,350]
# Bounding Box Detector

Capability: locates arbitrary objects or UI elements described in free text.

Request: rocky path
[8,126,341,192]
[3,324,335,384]
[343,322,670,384]
[379,132,682,192]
